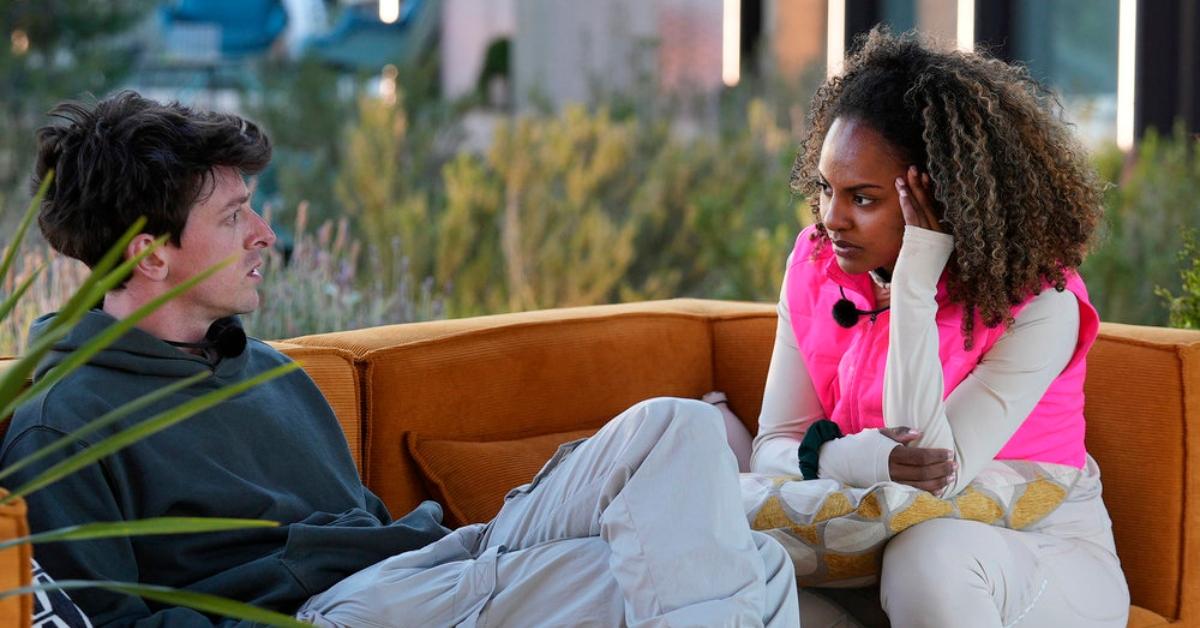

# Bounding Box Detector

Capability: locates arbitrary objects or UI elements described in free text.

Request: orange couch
[2,299,1198,626]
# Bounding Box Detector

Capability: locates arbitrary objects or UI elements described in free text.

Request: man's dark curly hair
[33,91,272,268]
[792,28,1103,346]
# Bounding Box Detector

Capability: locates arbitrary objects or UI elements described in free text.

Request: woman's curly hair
[792,28,1104,347]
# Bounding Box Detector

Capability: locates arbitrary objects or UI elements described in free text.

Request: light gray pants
[297,397,800,627]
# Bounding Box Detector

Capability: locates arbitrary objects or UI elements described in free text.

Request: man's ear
[126,233,169,282]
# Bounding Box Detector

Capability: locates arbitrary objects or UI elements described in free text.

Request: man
[1,92,798,626]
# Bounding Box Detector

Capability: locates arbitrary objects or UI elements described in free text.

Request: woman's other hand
[880,426,956,493]
[895,166,942,232]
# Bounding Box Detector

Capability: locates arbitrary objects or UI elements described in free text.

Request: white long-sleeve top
[750,227,1080,497]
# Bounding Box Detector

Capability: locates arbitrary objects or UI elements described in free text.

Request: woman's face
[816,116,911,275]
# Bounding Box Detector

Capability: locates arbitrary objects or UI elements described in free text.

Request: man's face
[164,166,276,322]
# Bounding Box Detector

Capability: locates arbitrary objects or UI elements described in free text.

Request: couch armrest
[1084,323,1200,622]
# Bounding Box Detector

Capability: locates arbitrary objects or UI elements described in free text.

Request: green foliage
[249,58,355,227]
[0,0,156,225]
[1155,229,1200,329]
[244,203,443,339]
[1082,126,1200,325]
[333,94,464,291]
[334,94,805,317]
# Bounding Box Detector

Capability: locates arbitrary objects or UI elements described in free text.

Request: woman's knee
[881,520,1007,602]
[880,520,1045,626]
[752,531,791,577]
[625,397,726,444]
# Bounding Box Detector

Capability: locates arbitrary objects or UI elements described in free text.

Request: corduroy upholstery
[409,427,597,527]
[266,342,362,474]
[0,491,31,628]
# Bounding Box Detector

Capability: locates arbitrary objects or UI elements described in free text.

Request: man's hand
[880,426,956,493]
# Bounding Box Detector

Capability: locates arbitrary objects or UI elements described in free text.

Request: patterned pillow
[32,558,92,628]
[744,460,1081,587]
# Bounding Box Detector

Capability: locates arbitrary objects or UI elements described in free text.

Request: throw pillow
[409,428,598,527]
[744,460,1081,587]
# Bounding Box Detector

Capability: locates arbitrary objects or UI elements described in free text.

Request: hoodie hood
[30,310,248,381]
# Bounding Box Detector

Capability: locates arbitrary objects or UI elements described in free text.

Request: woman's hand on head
[880,426,957,493]
[895,166,942,233]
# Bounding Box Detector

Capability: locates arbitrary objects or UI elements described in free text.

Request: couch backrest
[288,300,741,515]
[1082,323,1200,621]
[269,343,363,474]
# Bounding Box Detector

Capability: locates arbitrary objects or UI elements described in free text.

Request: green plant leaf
[0,371,210,484]
[0,252,234,420]
[0,265,43,324]
[0,517,279,552]
[2,361,299,504]
[0,172,51,284]
[1,580,308,627]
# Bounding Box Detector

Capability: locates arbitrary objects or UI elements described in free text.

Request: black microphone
[165,317,247,359]
[831,286,889,328]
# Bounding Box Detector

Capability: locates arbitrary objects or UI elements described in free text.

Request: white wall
[514,0,658,110]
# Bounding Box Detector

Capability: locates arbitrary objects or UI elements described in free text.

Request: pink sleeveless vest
[785,225,1098,468]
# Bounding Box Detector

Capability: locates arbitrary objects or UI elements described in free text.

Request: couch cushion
[0,489,31,628]
[408,428,596,527]
[1083,323,1200,621]
[270,343,362,475]
[1125,604,1169,627]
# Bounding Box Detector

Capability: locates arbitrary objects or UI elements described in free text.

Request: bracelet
[797,419,843,480]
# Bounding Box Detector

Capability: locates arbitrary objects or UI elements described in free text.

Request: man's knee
[627,397,725,443]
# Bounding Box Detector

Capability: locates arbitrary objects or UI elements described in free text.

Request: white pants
[297,398,800,627]
[879,518,1128,628]
[795,518,1129,628]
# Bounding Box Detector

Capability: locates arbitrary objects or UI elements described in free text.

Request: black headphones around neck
[165,317,247,359]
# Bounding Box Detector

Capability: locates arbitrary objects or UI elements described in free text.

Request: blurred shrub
[0,0,155,232]
[1155,229,1200,329]
[1083,126,1200,326]
[249,58,355,227]
[244,203,444,340]
[334,94,806,317]
[0,248,88,355]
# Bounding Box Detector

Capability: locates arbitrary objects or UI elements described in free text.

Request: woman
[742,29,1129,627]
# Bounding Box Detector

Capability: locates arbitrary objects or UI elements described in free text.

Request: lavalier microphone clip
[831,286,890,328]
